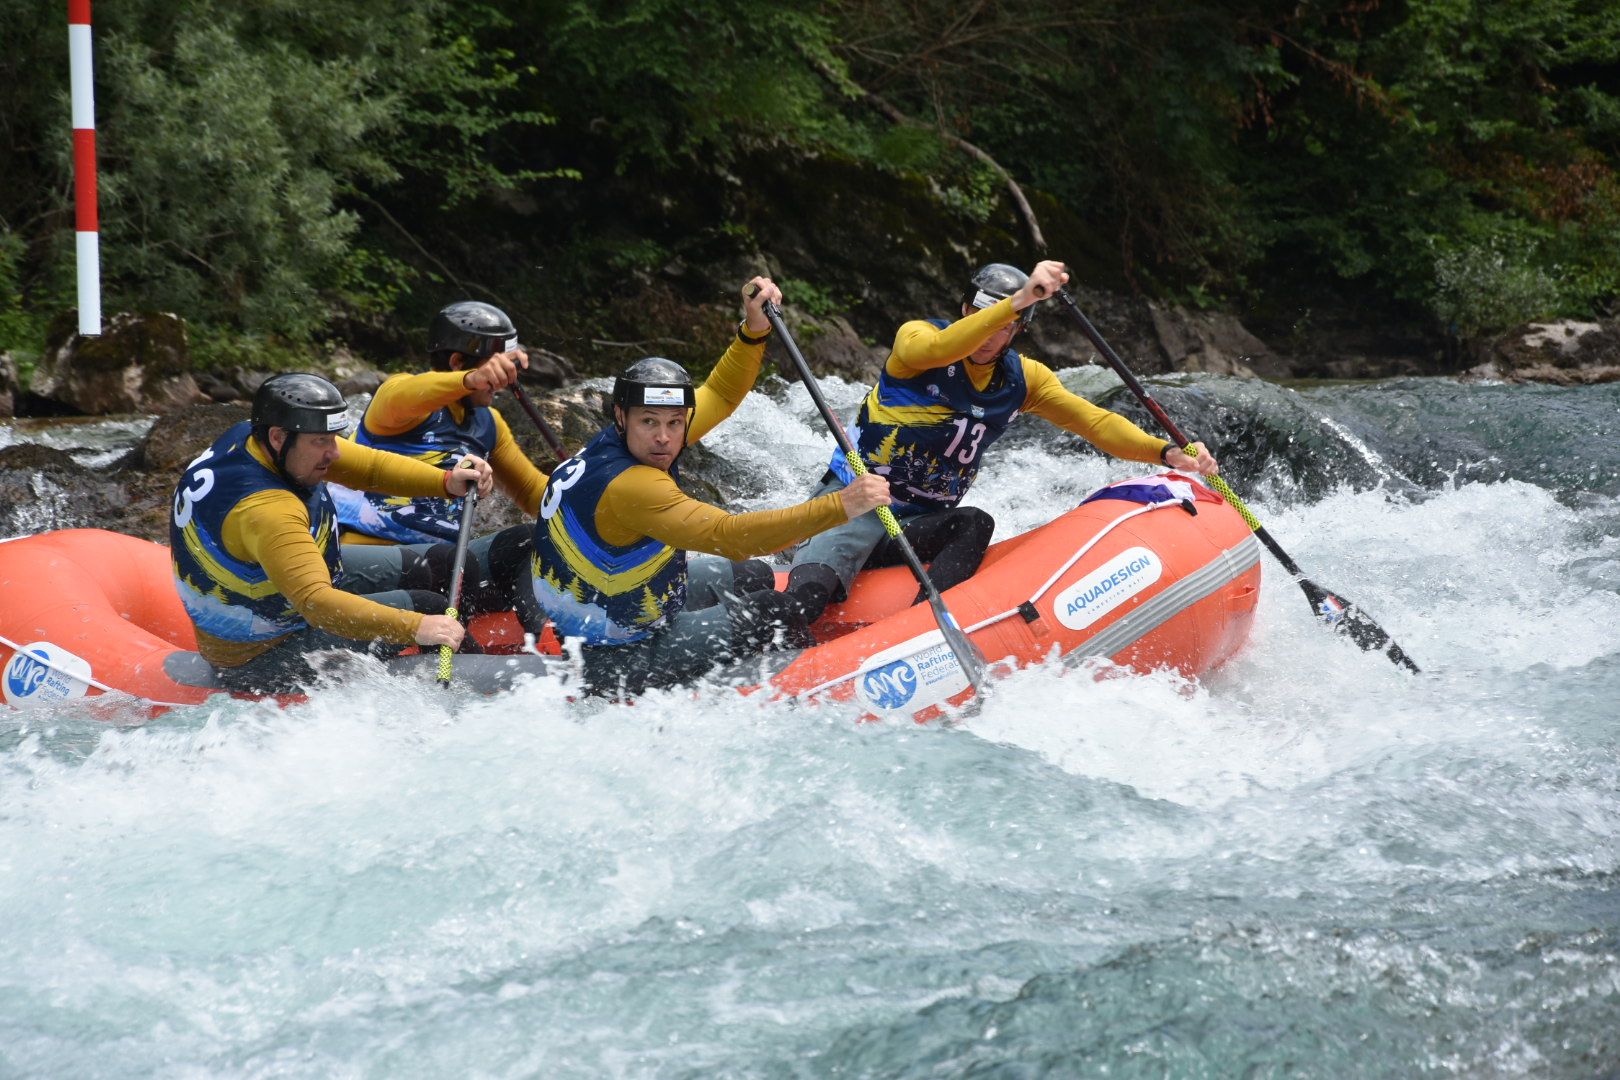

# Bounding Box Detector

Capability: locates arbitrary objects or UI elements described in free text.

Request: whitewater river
[2,371,1617,1077]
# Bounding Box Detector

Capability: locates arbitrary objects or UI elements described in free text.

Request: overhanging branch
[805,53,1047,254]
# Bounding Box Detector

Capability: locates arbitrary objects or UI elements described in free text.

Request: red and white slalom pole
[69,0,100,336]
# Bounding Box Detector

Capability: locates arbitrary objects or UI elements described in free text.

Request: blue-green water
[2,375,1617,1077]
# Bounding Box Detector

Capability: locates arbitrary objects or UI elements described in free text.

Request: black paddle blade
[1298,578,1421,673]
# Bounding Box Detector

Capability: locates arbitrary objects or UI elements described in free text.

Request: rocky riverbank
[3,274,1616,546]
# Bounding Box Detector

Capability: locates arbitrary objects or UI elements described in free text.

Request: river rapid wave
[2,373,1616,1077]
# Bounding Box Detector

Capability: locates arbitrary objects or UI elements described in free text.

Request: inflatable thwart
[0,473,1260,721]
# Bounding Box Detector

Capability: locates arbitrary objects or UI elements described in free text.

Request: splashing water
[2,377,1617,1077]
[0,414,156,469]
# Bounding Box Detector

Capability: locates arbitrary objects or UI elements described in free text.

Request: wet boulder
[329,351,388,397]
[1148,303,1291,379]
[781,313,885,384]
[1472,319,1620,384]
[192,358,388,405]
[665,440,738,508]
[522,346,578,389]
[1021,286,1166,374]
[33,311,208,415]
[191,367,282,405]
[480,383,613,532]
[0,443,130,536]
[139,402,251,473]
[497,379,609,464]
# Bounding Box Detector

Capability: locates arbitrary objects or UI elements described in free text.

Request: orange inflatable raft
[0,473,1261,718]
[0,529,549,713]
[757,472,1261,719]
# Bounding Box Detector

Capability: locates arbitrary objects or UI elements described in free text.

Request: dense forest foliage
[2,0,1616,372]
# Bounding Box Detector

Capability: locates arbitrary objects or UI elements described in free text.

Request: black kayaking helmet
[429,301,518,370]
[610,356,697,448]
[961,262,1034,333]
[612,356,696,415]
[251,373,349,473]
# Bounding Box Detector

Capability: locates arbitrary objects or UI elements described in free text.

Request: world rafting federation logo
[2,642,93,708]
[4,650,48,699]
[860,658,919,710]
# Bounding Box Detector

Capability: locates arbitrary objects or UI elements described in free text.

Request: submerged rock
[0,443,130,536]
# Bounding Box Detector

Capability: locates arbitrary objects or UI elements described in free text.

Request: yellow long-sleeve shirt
[341,370,551,545]
[592,328,850,556]
[195,437,460,667]
[890,297,1169,465]
[599,472,849,559]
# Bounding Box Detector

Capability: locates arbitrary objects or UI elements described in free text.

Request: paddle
[437,484,480,688]
[510,380,569,465]
[1053,289,1420,673]
[505,374,566,652]
[757,297,991,697]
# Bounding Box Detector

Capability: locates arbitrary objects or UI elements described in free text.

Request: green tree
[0,0,560,349]
[1243,0,1620,329]
[4,0,1615,363]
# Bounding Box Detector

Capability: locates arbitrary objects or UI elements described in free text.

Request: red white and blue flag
[1081,472,1225,510]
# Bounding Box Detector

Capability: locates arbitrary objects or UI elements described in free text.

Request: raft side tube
[762,492,1261,720]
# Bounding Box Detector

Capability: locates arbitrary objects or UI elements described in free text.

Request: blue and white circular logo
[4,650,48,699]
[860,658,919,710]
[3,642,93,708]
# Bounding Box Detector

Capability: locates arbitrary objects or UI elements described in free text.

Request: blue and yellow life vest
[829,319,1027,510]
[169,422,343,643]
[330,402,497,543]
[529,426,687,645]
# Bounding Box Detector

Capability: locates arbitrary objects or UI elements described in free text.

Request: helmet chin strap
[266,429,316,495]
[269,429,294,474]
[674,406,694,465]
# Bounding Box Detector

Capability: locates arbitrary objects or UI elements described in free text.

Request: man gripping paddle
[785,259,1219,622]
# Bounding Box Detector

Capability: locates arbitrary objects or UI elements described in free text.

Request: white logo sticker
[3,642,93,708]
[1052,546,1163,631]
[326,412,349,432]
[505,336,520,352]
[971,289,1001,309]
[642,387,684,406]
[853,631,970,716]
